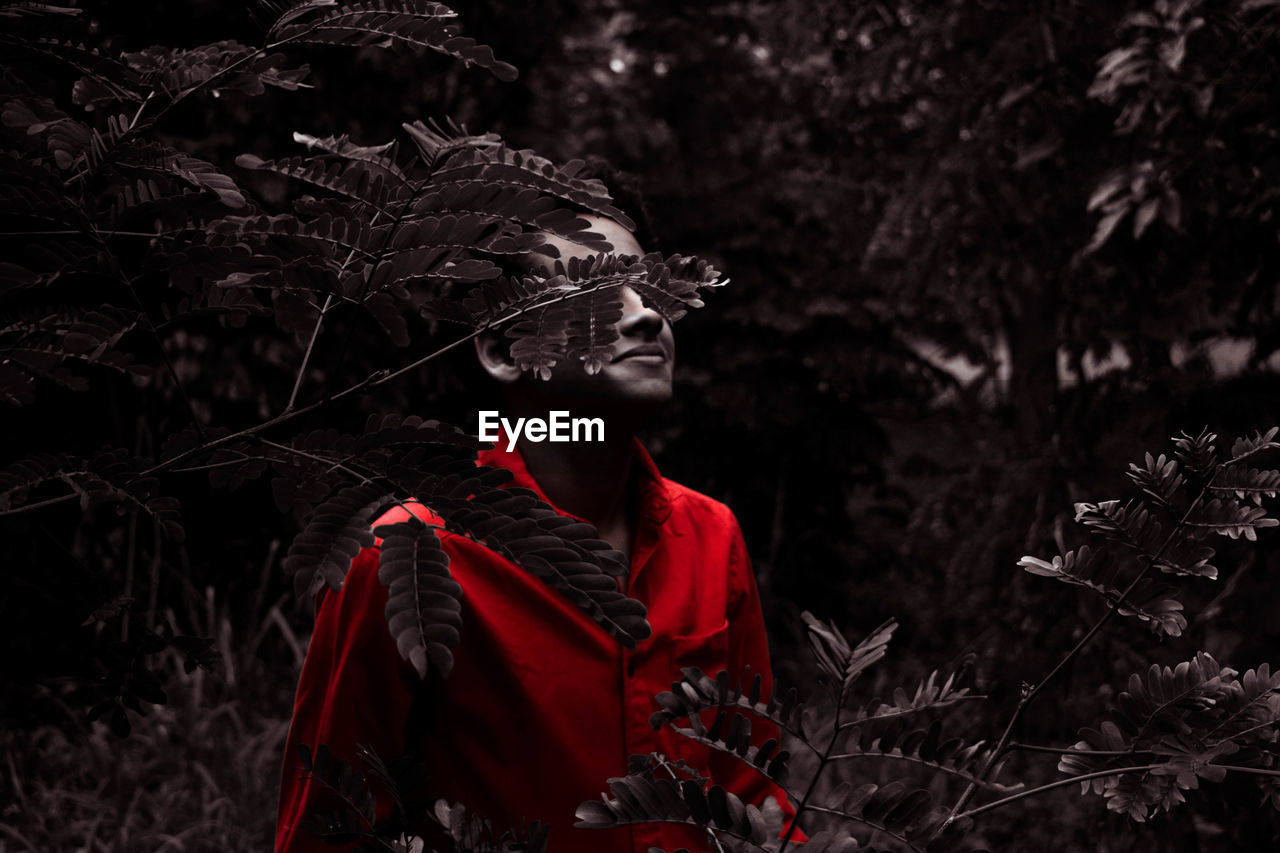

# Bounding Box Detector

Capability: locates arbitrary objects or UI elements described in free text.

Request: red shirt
[276,438,794,852]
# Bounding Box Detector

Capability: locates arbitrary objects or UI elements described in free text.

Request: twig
[0,493,79,516]
[1007,742,1137,757]
[286,294,334,412]
[955,764,1166,822]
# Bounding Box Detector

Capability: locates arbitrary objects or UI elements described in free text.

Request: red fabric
[276,438,798,852]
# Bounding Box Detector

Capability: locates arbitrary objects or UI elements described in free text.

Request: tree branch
[940,472,1219,832]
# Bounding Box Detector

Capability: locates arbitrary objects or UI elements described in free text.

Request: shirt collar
[476,432,673,528]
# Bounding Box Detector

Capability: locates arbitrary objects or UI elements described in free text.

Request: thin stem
[128,91,154,130]
[833,695,986,731]
[258,439,372,484]
[286,294,334,412]
[779,678,855,853]
[170,456,255,474]
[130,277,642,480]
[1007,742,1138,757]
[956,765,1165,822]
[0,493,79,517]
[826,750,1006,788]
[1209,764,1280,779]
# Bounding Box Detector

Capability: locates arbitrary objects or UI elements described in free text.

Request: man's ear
[474,333,523,383]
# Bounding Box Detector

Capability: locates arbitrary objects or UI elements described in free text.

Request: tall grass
[2,584,303,853]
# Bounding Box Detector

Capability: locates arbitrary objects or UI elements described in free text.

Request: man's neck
[517,429,637,555]
[499,396,642,560]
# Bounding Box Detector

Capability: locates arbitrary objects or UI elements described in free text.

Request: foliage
[0,0,726,745]
[5,1,1280,851]
[569,429,1280,851]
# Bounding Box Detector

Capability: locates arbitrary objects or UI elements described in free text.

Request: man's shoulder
[659,475,741,531]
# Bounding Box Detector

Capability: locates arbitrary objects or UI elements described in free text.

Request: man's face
[513,215,675,409]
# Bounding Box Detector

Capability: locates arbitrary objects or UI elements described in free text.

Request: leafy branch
[580,427,1280,851]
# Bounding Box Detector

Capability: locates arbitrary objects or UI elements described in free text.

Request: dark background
[4,1,1280,850]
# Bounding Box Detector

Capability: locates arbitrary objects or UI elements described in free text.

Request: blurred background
[4,1,1280,850]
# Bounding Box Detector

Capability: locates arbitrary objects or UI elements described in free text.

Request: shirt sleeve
[276,546,417,853]
[709,515,806,840]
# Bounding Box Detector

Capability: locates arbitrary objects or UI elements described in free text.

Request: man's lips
[613,344,668,362]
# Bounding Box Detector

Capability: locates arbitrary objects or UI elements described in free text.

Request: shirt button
[626,659,637,677]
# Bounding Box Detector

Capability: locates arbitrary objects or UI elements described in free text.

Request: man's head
[474,213,675,423]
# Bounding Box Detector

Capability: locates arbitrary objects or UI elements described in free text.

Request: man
[276,210,796,852]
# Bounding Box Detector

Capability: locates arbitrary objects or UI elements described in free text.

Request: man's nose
[618,287,666,337]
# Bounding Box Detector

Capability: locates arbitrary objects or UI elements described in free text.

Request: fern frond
[557,252,724,322]
[563,284,623,374]
[376,215,543,287]
[363,214,530,294]
[1228,427,1280,465]
[270,1,517,82]
[1209,466,1280,505]
[111,141,247,208]
[236,153,405,211]
[1125,453,1184,507]
[1075,499,1166,555]
[814,779,940,849]
[0,449,183,537]
[650,667,808,742]
[103,177,221,228]
[1,37,142,107]
[1183,497,1278,541]
[431,484,649,648]
[1018,546,1189,635]
[843,666,979,727]
[669,706,793,788]
[505,305,571,380]
[1114,653,1237,746]
[457,272,576,327]
[208,212,385,259]
[461,252,724,377]
[305,442,649,649]
[1173,428,1218,478]
[0,305,145,395]
[292,131,406,182]
[374,515,460,680]
[217,257,345,305]
[406,183,612,251]
[431,144,632,227]
[1057,653,1280,821]
[401,117,500,170]
[831,718,1003,790]
[120,40,308,101]
[803,612,897,700]
[1199,664,1280,745]
[283,481,390,598]
[574,771,782,853]
[627,252,725,322]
